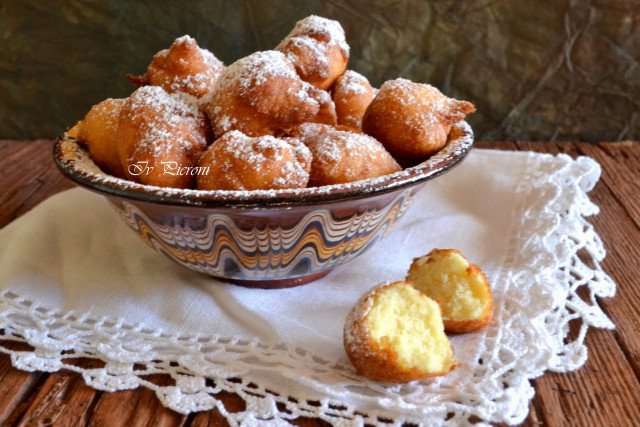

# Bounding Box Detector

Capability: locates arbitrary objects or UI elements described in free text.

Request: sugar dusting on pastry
[202,50,322,138]
[275,15,349,90]
[123,86,205,157]
[332,70,376,128]
[196,131,311,191]
[127,35,224,98]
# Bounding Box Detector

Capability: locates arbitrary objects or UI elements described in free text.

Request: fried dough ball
[275,15,349,90]
[127,35,224,98]
[407,249,493,334]
[196,130,311,191]
[116,86,209,189]
[288,122,362,139]
[294,125,401,186]
[202,50,326,139]
[308,88,337,125]
[66,122,82,139]
[362,78,475,159]
[331,70,376,129]
[344,281,457,383]
[77,98,126,177]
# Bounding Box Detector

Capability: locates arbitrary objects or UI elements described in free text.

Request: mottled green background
[1,0,638,141]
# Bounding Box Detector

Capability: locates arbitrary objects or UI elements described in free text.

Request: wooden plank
[0,341,47,425]
[535,330,640,427]
[0,139,75,228]
[8,360,103,426]
[516,141,640,380]
[87,375,187,427]
[582,141,640,228]
[511,141,640,426]
[574,143,640,381]
[475,141,520,150]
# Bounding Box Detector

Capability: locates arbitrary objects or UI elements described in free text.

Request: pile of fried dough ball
[75,15,475,191]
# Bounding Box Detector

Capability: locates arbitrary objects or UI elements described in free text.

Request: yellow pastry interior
[407,249,492,322]
[366,282,456,374]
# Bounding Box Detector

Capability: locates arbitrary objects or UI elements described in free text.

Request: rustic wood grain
[585,142,640,229]
[87,375,187,427]
[0,140,74,228]
[0,341,47,425]
[575,143,640,383]
[11,364,102,426]
[511,141,640,427]
[0,140,638,426]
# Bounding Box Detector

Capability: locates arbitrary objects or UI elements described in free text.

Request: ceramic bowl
[53,121,473,288]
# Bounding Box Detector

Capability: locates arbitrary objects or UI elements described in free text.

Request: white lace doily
[0,150,615,426]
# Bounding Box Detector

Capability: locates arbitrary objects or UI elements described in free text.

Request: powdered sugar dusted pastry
[407,249,493,333]
[196,130,312,191]
[331,70,375,128]
[201,50,324,139]
[362,78,475,159]
[116,86,209,189]
[77,98,126,177]
[308,88,337,125]
[276,15,349,90]
[288,122,362,140]
[344,281,457,382]
[127,35,224,98]
[294,126,400,186]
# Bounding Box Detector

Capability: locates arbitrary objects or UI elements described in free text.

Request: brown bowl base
[216,269,333,289]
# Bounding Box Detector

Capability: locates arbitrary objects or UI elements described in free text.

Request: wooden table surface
[0,140,638,426]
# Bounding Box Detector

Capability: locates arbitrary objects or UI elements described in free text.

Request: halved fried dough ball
[331,70,375,129]
[77,98,126,177]
[362,78,475,160]
[407,249,493,334]
[196,130,311,191]
[275,15,349,90]
[127,35,224,98]
[201,51,323,139]
[116,86,209,189]
[295,126,401,186]
[344,281,457,383]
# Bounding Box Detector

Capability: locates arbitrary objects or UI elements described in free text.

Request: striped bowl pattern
[108,187,418,286]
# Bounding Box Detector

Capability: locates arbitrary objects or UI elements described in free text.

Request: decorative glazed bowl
[53,121,473,288]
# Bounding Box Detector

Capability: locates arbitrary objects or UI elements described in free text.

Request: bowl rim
[53,121,473,208]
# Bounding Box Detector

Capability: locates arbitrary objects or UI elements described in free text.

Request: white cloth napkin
[0,149,615,425]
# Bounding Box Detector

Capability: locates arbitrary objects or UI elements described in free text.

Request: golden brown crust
[201,51,322,139]
[293,126,401,186]
[287,122,362,139]
[126,35,224,98]
[407,249,493,334]
[331,70,376,129]
[344,281,457,383]
[77,98,126,177]
[362,78,475,160]
[307,88,337,125]
[115,86,209,189]
[196,131,311,191]
[66,122,82,140]
[275,15,349,90]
